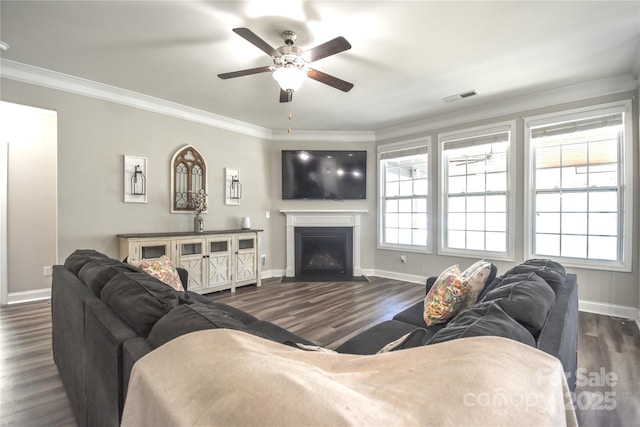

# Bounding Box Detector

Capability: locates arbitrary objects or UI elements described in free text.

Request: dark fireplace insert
[294,227,353,280]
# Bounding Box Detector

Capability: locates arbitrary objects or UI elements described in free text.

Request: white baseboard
[263,269,379,280]
[370,269,425,285]
[361,268,376,278]
[579,299,640,331]
[7,288,51,305]
[261,269,285,280]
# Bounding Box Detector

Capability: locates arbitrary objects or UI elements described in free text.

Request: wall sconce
[131,165,146,196]
[225,168,241,206]
[124,155,147,203]
[229,175,242,200]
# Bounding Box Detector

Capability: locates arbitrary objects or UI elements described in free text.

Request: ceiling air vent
[443,90,478,103]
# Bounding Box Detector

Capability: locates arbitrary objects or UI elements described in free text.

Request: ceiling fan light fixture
[272,66,307,92]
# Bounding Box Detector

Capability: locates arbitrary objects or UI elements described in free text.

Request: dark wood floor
[1,276,638,426]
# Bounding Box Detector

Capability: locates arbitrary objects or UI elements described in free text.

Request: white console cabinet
[118,230,262,294]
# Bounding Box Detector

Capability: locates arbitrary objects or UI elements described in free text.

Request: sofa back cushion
[78,259,141,296]
[101,271,180,337]
[501,259,566,294]
[476,258,566,303]
[427,302,536,347]
[64,249,110,275]
[147,303,265,348]
[481,272,556,335]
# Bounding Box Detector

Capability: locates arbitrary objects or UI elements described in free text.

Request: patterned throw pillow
[138,255,185,292]
[459,260,493,311]
[423,265,468,326]
[423,260,493,326]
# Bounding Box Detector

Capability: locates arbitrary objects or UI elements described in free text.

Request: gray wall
[1,79,274,287]
[2,77,639,314]
[3,101,57,295]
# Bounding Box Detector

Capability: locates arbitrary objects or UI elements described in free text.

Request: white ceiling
[1,1,639,132]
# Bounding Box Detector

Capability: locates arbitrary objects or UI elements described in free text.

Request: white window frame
[524,100,633,272]
[377,138,431,253]
[438,121,516,261]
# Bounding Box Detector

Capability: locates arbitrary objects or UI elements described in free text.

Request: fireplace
[295,227,353,279]
[281,210,366,279]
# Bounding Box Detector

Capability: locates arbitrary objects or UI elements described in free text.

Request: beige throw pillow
[459,260,493,311]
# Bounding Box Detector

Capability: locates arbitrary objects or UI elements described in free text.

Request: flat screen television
[282,150,367,200]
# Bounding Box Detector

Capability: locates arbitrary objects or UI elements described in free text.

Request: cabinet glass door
[207,237,232,290]
[176,239,205,291]
[141,245,167,259]
[235,236,256,283]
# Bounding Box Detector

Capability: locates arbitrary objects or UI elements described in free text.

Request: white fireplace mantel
[280,210,367,277]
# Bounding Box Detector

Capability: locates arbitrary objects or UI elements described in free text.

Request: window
[439,122,515,260]
[171,145,207,212]
[378,140,429,252]
[525,102,632,271]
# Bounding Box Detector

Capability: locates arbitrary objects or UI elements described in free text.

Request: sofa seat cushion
[245,320,317,347]
[78,258,141,296]
[335,320,439,355]
[101,271,180,337]
[393,301,426,327]
[482,272,556,335]
[393,300,447,335]
[428,302,536,347]
[147,303,266,348]
[64,249,110,275]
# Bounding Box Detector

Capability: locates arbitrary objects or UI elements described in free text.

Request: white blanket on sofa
[122,330,577,427]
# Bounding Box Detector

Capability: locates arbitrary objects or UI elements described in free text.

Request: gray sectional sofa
[52,250,578,427]
[336,259,579,391]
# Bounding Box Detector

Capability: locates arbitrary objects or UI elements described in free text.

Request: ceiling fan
[218,28,354,103]
[453,148,496,166]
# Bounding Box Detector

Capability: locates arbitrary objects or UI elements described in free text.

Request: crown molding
[0,59,273,140]
[375,74,639,141]
[271,129,375,143]
[2,60,637,144]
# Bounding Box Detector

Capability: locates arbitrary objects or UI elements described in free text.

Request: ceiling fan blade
[454,157,485,165]
[232,28,281,58]
[303,36,351,62]
[218,66,273,79]
[280,89,293,103]
[307,69,354,92]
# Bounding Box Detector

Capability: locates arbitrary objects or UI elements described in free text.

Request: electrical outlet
[261,254,267,266]
[43,266,53,276]
[265,211,270,219]
[400,255,407,264]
